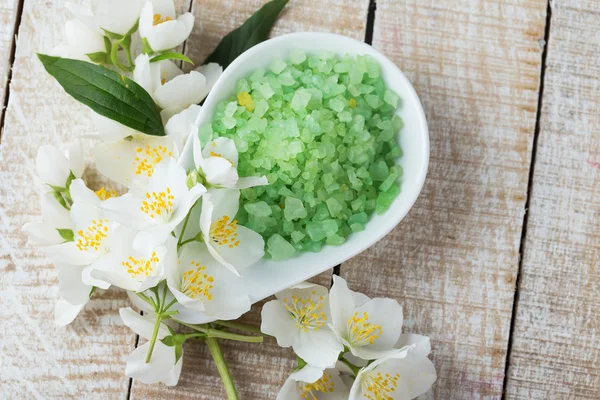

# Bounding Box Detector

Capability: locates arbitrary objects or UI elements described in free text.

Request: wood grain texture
[130,0,368,398]
[0,0,19,123]
[0,1,136,398]
[505,1,600,398]
[340,0,548,399]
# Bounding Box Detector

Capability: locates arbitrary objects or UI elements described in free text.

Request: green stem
[206,337,238,400]
[340,357,361,377]
[110,38,134,72]
[163,298,178,312]
[177,209,193,248]
[136,292,156,309]
[214,320,262,335]
[178,237,199,247]
[207,329,263,343]
[145,314,163,363]
[160,283,168,311]
[174,320,263,343]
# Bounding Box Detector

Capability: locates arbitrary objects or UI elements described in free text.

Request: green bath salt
[201,51,404,259]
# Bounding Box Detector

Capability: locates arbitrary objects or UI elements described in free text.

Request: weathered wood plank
[0,1,136,398]
[505,1,600,399]
[339,0,548,398]
[130,0,368,398]
[0,0,19,123]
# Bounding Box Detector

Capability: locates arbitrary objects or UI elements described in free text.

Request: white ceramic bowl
[179,32,429,303]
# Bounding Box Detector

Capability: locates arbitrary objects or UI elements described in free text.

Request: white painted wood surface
[0,0,19,118]
[0,1,135,398]
[505,1,600,398]
[2,0,600,399]
[340,0,548,398]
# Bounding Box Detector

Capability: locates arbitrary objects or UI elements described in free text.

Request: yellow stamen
[180,261,214,301]
[76,219,109,252]
[361,371,401,400]
[297,372,335,399]
[153,13,173,26]
[283,294,327,332]
[140,188,174,220]
[95,187,117,201]
[210,215,240,248]
[347,311,383,345]
[121,251,159,279]
[133,144,172,177]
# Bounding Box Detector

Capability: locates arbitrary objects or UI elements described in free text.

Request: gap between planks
[501,1,553,398]
[0,0,25,144]
[332,0,376,286]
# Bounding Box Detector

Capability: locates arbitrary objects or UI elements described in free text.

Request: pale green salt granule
[203,50,404,260]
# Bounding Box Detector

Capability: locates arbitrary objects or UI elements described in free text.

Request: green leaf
[151,52,194,65]
[38,54,165,136]
[161,336,176,346]
[203,0,289,68]
[174,344,183,364]
[86,51,108,64]
[57,228,74,242]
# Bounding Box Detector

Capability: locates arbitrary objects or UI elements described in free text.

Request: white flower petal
[144,13,194,52]
[22,221,63,246]
[351,298,403,352]
[125,341,182,386]
[203,157,239,188]
[102,193,155,231]
[91,112,137,143]
[36,145,70,187]
[329,275,357,334]
[67,140,84,178]
[235,176,269,189]
[82,262,111,289]
[151,0,176,18]
[69,179,101,205]
[289,364,325,384]
[91,0,143,35]
[165,104,202,153]
[295,328,343,369]
[120,307,170,340]
[57,264,92,305]
[211,225,264,270]
[202,137,239,166]
[154,71,206,111]
[133,53,157,95]
[396,334,431,357]
[260,300,298,348]
[207,188,240,222]
[42,192,72,228]
[194,63,222,97]
[55,297,85,326]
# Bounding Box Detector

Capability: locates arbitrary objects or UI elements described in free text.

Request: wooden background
[0,0,598,399]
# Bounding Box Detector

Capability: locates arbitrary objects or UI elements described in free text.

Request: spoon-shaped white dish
[179,32,429,304]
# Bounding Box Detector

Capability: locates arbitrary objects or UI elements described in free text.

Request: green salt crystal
[291,89,311,111]
[379,172,399,192]
[290,49,307,65]
[267,234,296,260]
[291,230,305,243]
[284,197,307,221]
[328,98,345,112]
[244,201,272,217]
[384,90,399,108]
[326,198,342,217]
[366,199,376,211]
[278,72,296,86]
[333,62,350,73]
[283,220,295,234]
[348,212,368,225]
[369,160,389,181]
[270,59,287,74]
[326,234,345,246]
[225,101,238,117]
[304,240,323,253]
[258,82,275,99]
[351,195,366,211]
[254,99,269,117]
[350,223,365,232]
[250,68,265,82]
[365,94,381,109]
[349,67,364,85]
[222,115,236,129]
[338,111,352,122]
[376,183,400,215]
[306,219,338,241]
